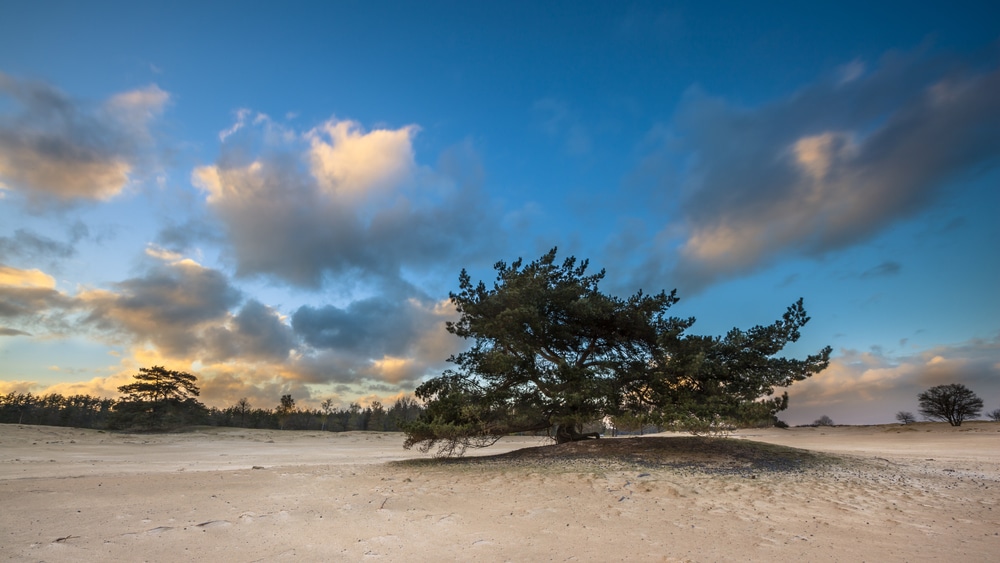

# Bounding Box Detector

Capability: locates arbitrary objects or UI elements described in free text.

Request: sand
[1,422,998,562]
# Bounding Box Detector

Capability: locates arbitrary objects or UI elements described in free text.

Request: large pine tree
[404,249,831,455]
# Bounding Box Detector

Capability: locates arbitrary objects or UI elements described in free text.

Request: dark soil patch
[396,436,839,476]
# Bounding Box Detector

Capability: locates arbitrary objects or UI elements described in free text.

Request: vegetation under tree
[403,249,831,455]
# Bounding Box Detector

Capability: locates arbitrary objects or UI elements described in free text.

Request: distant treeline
[0,391,424,433]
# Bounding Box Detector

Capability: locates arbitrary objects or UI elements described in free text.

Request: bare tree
[235,398,251,427]
[917,384,983,427]
[895,411,916,424]
[987,408,1000,422]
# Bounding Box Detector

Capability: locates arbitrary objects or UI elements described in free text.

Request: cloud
[0,265,56,288]
[783,335,1000,425]
[860,261,901,279]
[80,260,242,357]
[202,299,296,363]
[0,228,77,263]
[0,253,454,398]
[307,119,418,202]
[0,327,31,336]
[0,380,40,394]
[193,115,500,290]
[0,265,77,333]
[638,47,1000,292]
[291,296,460,385]
[0,73,168,207]
[197,369,316,410]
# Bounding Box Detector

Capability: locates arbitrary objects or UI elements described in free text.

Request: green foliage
[1,389,424,433]
[917,383,983,426]
[117,366,201,403]
[109,366,206,430]
[405,248,831,455]
[0,392,114,427]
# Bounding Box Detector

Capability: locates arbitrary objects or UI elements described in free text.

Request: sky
[0,1,998,425]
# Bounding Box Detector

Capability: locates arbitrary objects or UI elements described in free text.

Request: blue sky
[1,1,998,424]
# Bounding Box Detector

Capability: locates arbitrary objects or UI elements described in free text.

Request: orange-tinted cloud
[631,49,1000,293]
[0,73,168,206]
[783,336,1000,425]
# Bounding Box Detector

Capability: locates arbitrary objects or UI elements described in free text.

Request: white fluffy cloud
[193,114,499,290]
[307,119,418,202]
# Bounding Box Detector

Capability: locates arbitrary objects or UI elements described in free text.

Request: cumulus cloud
[638,47,1000,292]
[783,335,1000,425]
[193,114,499,289]
[0,73,168,207]
[307,119,418,201]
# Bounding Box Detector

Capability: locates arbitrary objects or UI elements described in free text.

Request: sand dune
[1,423,997,561]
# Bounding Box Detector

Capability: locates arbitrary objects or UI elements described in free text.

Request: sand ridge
[1,423,998,561]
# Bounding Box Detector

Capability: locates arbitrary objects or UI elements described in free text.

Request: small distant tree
[895,411,916,425]
[320,399,334,431]
[234,397,252,427]
[987,408,1000,422]
[813,415,834,426]
[917,384,983,427]
[276,394,296,429]
[368,401,387,431]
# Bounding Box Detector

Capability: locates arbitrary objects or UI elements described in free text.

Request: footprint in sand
[195,520,233,529]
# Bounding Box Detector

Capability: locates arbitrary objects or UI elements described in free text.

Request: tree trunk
[554,423,600,444]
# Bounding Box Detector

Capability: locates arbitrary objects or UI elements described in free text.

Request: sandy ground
[1,423,998,562]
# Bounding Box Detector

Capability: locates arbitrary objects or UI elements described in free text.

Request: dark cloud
[0,286,72,318]
[0,229,76,262]
[0,72,167,208]
[860,261,902,279]
[155,216,224,254]
[82,260,242,356]
[293,297,422,356]
[202,299,296,363]
[0,327,31,336]
[0,276,78,336]
[291,294,458,385]
[637,45,1000,292]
